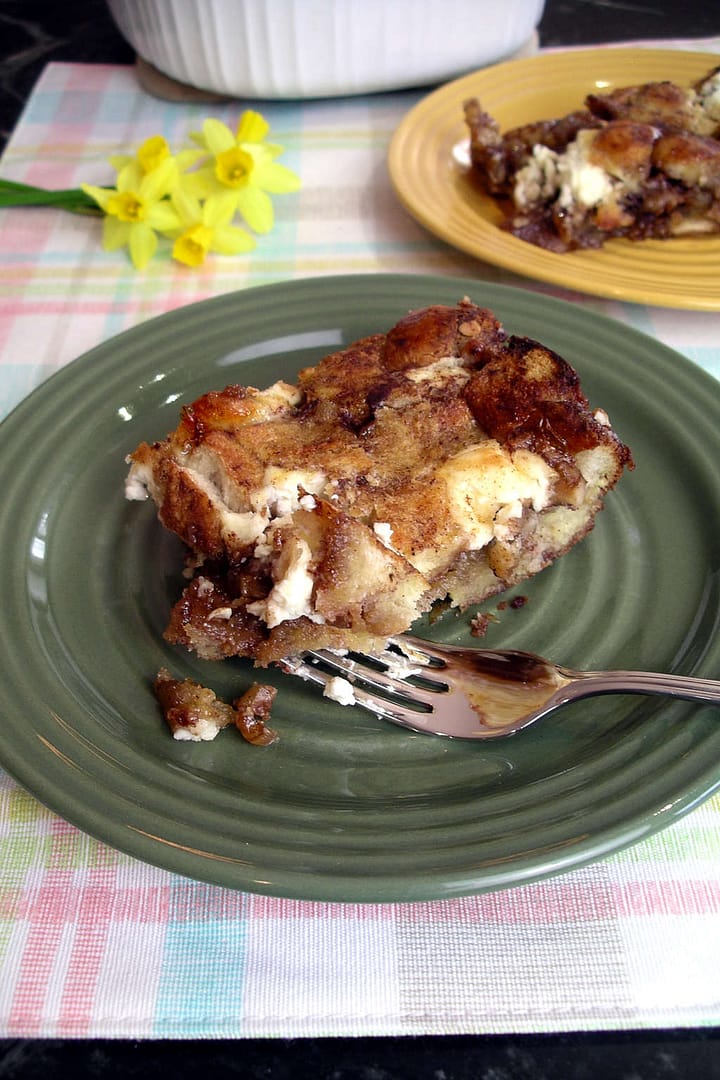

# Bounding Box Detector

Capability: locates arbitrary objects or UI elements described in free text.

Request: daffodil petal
[171,187,203,225]
[263,141,286,160]
[236,186,274,233]
[202,190,240,227]
[128,223,158,269]
[140,157,176,201]
[81,183,114,213]
[176,148,205,171]
[108,153,133,172]
[254,160,302,194]
[137,135,171,174]
[117,160,143,193]
[102,215,130,251]
[241,143,272,165]
[211,223,256,255]
[238,139,285,161]
[181,167,217,200]
[148,202,183,232]
[203,118,236,155]
[236,110,270,143]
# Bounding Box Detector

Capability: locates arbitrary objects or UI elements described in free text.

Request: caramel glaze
[465,335,633,499]
[154,667,278,744]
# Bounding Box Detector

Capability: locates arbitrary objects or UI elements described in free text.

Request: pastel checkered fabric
[1,46,720,1038]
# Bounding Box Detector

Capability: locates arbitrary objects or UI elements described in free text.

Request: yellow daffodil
[2,110,300,271]
[108,134,203,188]
[186,114,300,234]
[169,188,256,268]
[81,157,181,269]
[191,110,283,157]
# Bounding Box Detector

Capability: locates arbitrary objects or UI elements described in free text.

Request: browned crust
[154,667,278,744]
[463,66,720,251]
[129,300,632,665]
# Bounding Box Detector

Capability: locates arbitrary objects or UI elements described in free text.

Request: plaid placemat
[1,45,720,1038]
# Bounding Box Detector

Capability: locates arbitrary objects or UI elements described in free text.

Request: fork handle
[566,668,720,706]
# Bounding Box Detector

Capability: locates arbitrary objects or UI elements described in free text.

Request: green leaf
[0,178,104,215]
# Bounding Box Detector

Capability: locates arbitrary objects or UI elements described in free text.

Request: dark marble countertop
[2,1030,720,1078]
[1,0,719,1076]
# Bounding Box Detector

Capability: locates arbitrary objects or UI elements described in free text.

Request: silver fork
[279,634,720,738]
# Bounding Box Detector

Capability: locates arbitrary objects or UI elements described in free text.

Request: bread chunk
[464,66,720,251]
[154,668,278,744]
[127,300,632,665]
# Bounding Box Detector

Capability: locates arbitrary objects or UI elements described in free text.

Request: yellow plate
[388,48,720,310]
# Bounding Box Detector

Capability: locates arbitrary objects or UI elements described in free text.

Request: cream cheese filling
[407,441,556,577]
[247,534,324,629]
[514,132,616,213]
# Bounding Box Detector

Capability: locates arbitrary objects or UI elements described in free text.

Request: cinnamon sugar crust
[464,66,720,252]
[127,300,632,666]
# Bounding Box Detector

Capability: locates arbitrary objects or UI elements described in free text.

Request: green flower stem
[0,178,104,216]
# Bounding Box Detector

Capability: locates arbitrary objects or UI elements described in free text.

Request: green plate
[2,274,720,902]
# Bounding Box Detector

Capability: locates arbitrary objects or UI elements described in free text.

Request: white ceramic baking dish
[106,0,546,99]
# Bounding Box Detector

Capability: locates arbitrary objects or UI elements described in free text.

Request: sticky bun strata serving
[464,65,720,251]
[126,300,632,667]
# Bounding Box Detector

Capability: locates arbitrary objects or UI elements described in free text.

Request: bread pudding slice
[126,300,632,665]
[464,66,720,252]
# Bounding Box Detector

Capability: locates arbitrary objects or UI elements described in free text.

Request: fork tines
[280,643,449,720]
